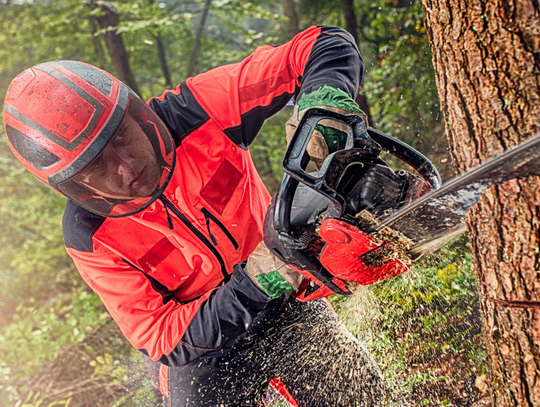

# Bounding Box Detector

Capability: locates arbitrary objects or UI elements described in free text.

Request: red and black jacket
[62,26,363,366]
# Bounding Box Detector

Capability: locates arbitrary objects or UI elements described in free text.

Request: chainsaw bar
[369,133,540,257]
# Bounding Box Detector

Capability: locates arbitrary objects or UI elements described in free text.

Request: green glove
[244,241,304,298]
[285,86,366,168]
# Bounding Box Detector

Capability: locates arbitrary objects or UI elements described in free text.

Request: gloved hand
[244,241,304,298]
[286,86,367,169]
[248,87,365,299]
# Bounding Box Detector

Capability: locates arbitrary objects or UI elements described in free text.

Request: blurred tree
[89,16,108,69]
[357,0,449,175]
[0,136,73,329]
[422,0,540,405]
[282,0,300,39]
[92,1,140,94]
[186,0,212,78]
[343,0,358,43]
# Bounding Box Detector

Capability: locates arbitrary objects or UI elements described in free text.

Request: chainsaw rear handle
[275,108,381,243]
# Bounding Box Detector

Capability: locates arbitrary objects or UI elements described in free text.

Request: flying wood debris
[355,211,414,267]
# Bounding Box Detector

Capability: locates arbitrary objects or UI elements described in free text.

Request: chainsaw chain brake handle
[265,107,441,301]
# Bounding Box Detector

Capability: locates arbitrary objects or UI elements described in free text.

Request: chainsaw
[264,107,540,302]
[264,107,441,301]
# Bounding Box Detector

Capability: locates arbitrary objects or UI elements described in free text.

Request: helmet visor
[58,92,175,217]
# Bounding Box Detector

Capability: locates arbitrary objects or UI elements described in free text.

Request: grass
[333,234,491,406]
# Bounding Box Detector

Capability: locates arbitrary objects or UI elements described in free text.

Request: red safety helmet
[3,60,176,217]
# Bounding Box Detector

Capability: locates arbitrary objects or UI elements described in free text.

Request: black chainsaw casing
[341,163,408,216]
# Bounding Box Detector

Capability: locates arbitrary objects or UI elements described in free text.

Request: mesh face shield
[58,91,175,217]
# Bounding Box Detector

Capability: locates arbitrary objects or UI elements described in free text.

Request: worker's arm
[69,246,275,366]
[149,25,363,148]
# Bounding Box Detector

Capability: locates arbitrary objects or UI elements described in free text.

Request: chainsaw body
[264,108,441,301]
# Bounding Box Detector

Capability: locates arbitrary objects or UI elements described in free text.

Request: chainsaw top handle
[274,107,441,244]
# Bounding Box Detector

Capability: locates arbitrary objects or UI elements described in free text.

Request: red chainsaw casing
[292,218,408,302]
[319,219,408,285]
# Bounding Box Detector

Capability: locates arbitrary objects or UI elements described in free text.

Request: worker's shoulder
[147,82,210,145]
[62,199,105,252]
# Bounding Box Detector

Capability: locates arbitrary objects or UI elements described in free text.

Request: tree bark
[282,0,300,40]
[186,0,212,78]
[421,1,540,405]
[94,5,140,95]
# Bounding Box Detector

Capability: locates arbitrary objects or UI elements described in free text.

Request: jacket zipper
[201,207,239,250]
[160,196,228,279]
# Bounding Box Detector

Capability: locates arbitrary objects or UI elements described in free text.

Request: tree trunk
[343,0,358,44]
[421,1,540,405]
[186,0,212,78]
[342,0,373,127]
[355,91,373,127]
[88,16,106,69]
[156,34,173,89]
[282,0,300,40]
[94,5,140,95]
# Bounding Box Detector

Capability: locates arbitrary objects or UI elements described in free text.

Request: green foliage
[362,0,442,140]
[334,236,487,405]
[0,288,158,406]
[0,132,74,329]
[357,0,453,179]
[0,0,110,94]
[1,288,108,371]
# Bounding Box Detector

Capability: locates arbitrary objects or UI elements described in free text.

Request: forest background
[0,0,490,406]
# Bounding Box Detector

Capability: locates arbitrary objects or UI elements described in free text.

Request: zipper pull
[202,211,218,246]
[161,197,174,230]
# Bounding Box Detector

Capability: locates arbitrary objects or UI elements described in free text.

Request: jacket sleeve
[162,25,363,148]
[67,246,273,366]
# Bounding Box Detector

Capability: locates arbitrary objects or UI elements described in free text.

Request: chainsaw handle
[282,108,379,192]
[274,108,380,244]
[283,107,441,191]
[276,108,368,239]
[273,173,304,248]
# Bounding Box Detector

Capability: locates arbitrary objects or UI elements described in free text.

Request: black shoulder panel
[148,82,210,147]
[63,199,105,252]
[223,91,296,149]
